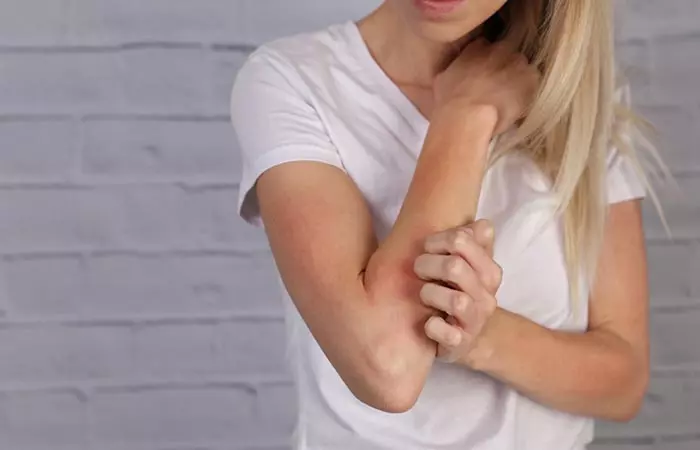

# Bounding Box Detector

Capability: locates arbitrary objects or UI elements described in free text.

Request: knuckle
[452,291,469,314]
[450,228,470,251]
[444,255,464,278]
[449,332,463,347]
[465,266,480,286]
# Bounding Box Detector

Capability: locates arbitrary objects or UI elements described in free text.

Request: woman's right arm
[256,104,496,413]
[233,42,536,413]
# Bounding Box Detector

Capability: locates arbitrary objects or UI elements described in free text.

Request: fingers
[419,283,472,324]
[461,37,511,69]
[425,316,463,350]
[422,220,502,294]
[414,253,495,310]
[420,280,496,332]
[415,252,474,288]
[490,39,519,69]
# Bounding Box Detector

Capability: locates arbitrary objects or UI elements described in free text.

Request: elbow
[357,380,422,414]
[614,373,649,422]
[603,363,650,422]
[606,395,645,423]
[351,336,432,413]
[352,262,433,413]
[359,358,424,414]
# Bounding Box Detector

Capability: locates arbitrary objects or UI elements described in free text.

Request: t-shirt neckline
[343,20,431,135]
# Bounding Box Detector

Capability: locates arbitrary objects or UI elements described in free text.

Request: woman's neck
[357,3,474,87]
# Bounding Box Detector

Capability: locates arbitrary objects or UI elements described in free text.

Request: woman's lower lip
[413,0,465,17]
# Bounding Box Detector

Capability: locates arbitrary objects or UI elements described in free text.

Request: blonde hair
[486,0,665,302]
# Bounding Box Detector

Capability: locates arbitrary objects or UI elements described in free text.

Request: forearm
[389,103,497,247]
[358,104,497,410]
[475,308,648,421]
[369,103,497,288]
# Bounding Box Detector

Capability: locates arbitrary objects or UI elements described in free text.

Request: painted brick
[650,308,700,368]
[636,104,700,173]
[652,35,700,106]
[211,48,251,115]
[0,186,266,253]
[131,320,287,378]
[0,49,213,115]
[645,242,699,299]
[0,324,133,383]
[0,389,88,450]
[3,252,280,317]
[255,382,297,437]
[91,385,256,444]
[644,177,700,241]
[597,376,700,439]
[0,120,79,182]
[82,119,241,181]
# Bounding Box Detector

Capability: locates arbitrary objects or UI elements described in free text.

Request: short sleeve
[606,83,647,205]
[230,48,345,227]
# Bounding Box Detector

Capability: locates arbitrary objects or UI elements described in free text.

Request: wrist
[433,100,499,135]
[425,101,498,162]
[465,307,510,372]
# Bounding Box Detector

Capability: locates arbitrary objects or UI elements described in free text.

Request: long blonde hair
[486,0,664,300]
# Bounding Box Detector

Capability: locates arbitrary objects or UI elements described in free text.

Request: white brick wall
[0,1,696,449]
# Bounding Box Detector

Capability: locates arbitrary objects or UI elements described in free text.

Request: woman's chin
[411,19,481,45]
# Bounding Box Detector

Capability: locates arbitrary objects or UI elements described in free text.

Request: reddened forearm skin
[358,104,498,411]
[377,103,498,266]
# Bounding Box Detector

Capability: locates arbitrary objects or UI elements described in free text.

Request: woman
[231,0,652,449]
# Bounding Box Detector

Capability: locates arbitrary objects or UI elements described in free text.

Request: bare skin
[415,203,649,421]
[253,0,649,420]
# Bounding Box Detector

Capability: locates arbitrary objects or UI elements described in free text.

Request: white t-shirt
[231,20,646,450]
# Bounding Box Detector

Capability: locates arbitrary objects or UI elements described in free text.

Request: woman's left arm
[415,200,649,421]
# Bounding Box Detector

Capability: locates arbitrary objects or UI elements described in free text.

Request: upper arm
[257,161,416,403]
[256,161,378,360]
[231,47,376,377]
[589,199,649,366]
[231,48,376,300]
[589,125,650,364]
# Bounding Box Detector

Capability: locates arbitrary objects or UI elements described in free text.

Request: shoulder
[258,21,353,65]
[606,78,648,203]
[233,22,354,93]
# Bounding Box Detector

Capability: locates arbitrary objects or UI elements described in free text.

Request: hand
[433,38,540,135]
[413,219,502,367]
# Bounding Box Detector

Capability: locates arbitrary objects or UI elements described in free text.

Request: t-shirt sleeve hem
[237,145,346,227]
[607,178,646,205]
[606,151,647,205]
